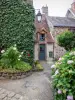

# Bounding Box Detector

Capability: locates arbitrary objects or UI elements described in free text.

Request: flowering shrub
[0,45,22,68]
[0,45,32,72]
[51,50,75,100]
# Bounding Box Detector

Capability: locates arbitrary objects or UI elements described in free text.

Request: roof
[35,14,54,43]
[47,16,75,27]
[35,14,49,32]
[70,8,75,15]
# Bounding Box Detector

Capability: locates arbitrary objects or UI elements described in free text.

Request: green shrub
[0,45,32,72]
[36,63,44,71]
[57,31,75,51]
[34,61,44,71]
[0,0,35,65]
[51,50,75,100]
[0,45,22,68]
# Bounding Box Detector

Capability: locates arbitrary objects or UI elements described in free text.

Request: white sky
[33,0,73,17]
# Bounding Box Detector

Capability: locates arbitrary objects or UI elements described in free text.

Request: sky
[33,0,73,17]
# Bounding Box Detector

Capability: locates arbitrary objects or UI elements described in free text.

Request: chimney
[42,5,48,16]
[71,0,75,11]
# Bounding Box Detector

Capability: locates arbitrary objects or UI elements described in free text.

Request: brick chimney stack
[42,5,48,16]
[71,0,75,11]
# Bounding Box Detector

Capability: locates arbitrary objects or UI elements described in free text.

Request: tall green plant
[0,0,35,65]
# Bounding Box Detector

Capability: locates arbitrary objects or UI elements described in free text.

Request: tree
[0,0,35,65]
[57,31,75,51]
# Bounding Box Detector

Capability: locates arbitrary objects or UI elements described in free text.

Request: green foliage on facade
[57,31,75,51]
[0,0,35,65]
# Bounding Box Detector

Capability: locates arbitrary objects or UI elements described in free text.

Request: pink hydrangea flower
[58,89,62,94]
[58,58,62,61]
[67,95,73,100]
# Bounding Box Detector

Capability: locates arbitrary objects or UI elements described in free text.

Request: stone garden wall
[0,71,32,80]
[53,27,68,59]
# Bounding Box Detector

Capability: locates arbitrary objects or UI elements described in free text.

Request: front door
[39,44,45,60]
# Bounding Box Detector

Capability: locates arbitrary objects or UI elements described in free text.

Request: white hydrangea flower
[1,50,5,53]
[74,51,75,55]
[21,52,23,55]
[67,60,74,64]
[19,55,22,58]
[18,59,20,61]
[51,75,55,79]
[69,51,75,56]
[13,47,16,50]
[55,70,59,75]
[51,65,56,69]
[14,44,17,47]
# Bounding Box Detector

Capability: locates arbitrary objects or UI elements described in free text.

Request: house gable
[66,9,75,19]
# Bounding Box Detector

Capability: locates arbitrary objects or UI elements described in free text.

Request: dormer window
[36,11,42,22]
[40,34,45,41]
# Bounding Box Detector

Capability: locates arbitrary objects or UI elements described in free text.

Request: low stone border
[0,70,32,80]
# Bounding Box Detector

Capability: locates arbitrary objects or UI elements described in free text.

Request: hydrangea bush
[51,50,75,100]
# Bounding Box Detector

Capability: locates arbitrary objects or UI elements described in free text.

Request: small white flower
[51,65,56,69]
[51,75,55,79]
[21,52,23,55]
[19,55,22,58]
[14,44,17,47]
[67,60,74,64]
[55,70,59,75]
[18,59,20,61]
[13,47,16,50]
[1,50,5,53]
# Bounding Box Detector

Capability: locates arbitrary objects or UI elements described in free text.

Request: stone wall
[0,71,32,80]
[53,27,68,59]
[46,43,54,61]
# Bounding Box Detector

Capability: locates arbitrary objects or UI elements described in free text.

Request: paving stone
[0,93,7,99]
[0,88,2,91]
[3,97,11,100]
[14,94,22,99]
[5,90,11,95]
[8,92,15,97]
[11,97,18,100]
[0,89,6,94]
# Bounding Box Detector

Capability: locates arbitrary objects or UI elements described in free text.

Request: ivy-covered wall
[0,0,35,65]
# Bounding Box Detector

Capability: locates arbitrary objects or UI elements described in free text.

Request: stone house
[34,0,75,61]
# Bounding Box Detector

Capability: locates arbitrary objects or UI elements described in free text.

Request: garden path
[0,61,53,100]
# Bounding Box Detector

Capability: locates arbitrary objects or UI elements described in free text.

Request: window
[40,34,45,41]
[49,51,53,58]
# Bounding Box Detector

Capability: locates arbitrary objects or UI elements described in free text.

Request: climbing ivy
[0,0,35,65]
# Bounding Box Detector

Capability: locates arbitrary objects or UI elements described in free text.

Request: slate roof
[35,14,54,43]
[47,16,75,27]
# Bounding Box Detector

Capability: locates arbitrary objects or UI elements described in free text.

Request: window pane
[40,34,45,41]
[49,52,53,58]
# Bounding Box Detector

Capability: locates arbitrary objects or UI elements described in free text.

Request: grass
[0,61,32,73]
